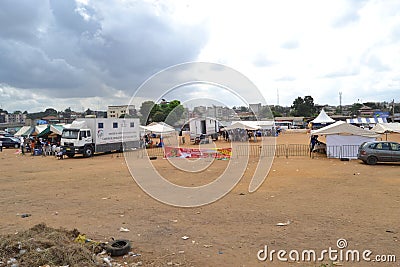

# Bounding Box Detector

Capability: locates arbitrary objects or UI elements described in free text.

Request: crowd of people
[18,137,64,158]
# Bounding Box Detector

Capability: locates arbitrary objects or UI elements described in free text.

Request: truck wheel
[83,146,93,158]
[366,156,377,165]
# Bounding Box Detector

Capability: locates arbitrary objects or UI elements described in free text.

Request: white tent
[14,126,34,137]
[225,121,259,130]
[371,123,400,134]
[33,125,49,136]
[224,120,274,130]
[311,121,378,159]
[140,122,175,134]
[311,109,335,124]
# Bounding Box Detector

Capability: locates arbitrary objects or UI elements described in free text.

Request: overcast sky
[0,0,399,112]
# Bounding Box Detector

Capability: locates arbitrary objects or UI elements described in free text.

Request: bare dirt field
[0,132,399,266]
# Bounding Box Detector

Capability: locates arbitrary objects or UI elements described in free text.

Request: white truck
[61,118,140,158]
[188,117,219,143]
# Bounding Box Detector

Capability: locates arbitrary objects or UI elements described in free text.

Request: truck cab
[61,128,94,157]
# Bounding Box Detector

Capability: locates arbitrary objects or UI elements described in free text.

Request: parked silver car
[358,141,400,165]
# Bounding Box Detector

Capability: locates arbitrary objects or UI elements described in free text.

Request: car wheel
[15,144,19,148]
[366,156,378,165]
[106,239,131,256]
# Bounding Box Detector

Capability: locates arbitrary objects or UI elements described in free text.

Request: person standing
[0,139,2,152]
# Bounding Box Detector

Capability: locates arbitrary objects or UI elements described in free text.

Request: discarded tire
[106,239,131,256]
[149,156,157,160]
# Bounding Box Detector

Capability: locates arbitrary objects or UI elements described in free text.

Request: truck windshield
[62,129,79,139]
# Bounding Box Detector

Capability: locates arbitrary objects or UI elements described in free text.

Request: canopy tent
[346,117,387,124]
[32,125,49,136]
[140,122,175,134]
[371,123,400,134]
[49,124,64,135]
[311,121,378,159]
[14,126,34,137]
[224,121,260,130]
[311,109,335,124]
[371,122,400,140]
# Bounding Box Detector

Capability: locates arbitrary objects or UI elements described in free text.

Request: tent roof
[225,121,259,130]
[140,122,175,133]
[50,124,64,135]
[311,121,379,137]
[33,125,49,136]
[371,122,400,134]
[14,126,34,137]
[311,109,335,124]
[346,117,387,124]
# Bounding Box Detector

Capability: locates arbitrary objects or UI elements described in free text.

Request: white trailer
[188,117,219,143]
[61,118,140,157]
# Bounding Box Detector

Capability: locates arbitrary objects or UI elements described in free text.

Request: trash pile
[0,223,141,267]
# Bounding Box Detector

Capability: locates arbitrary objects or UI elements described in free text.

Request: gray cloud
[0,0,208,110]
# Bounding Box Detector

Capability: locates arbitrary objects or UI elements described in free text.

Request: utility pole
[339,92,342,114]
[277,89,279,106]
[393,99,395,115]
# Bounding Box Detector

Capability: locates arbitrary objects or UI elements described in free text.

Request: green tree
[44,108,58,115]
[260,106,275,119]
[139,101,156,124]
[291,96,316,117]
[350,103,363,116]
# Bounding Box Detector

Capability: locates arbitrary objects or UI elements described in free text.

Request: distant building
[249,103,262,115]
[358,105,374,117]
[5,113,26,124]
[107,105,136,118]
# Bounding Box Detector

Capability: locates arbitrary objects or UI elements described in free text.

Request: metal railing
[122,144,361,159]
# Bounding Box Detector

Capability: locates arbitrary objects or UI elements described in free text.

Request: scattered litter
[276,220,291,226]
[218,251,224,254]
[103,256,112,267]
[196,211,200,214]
[178,250,185,254]
[101,197,111,200]
[386,230,397,234]
[239,193,245,195]
[170,219,178,223]
[7,258,17,265]
[353,172,360,175]
[181,236,189,240]
[119,227,130,232]
[18,213,31,218]
[203,244,213,248]
[167,262,173,266]
[333,262,343,266]
[128,252,141,257]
